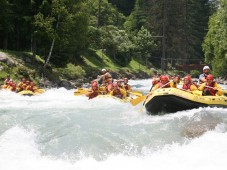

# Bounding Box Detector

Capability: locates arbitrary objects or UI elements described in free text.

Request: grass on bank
[82,49,152,74]
[0,48,154,85]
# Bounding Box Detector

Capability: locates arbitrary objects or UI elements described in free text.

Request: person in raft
[198,74,223,96]
[16,77,27,92]
[122,78,132,91]
[182,75,198,91]
[151,71,160,86]
[85,81,99,99]
[110,83,126,99]
[98,68,113,93]
[199,65,211,84]
[4,74,12,84]
[151,75,178,90]
[26,81,38,92]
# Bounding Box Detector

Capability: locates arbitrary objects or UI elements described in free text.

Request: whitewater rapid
[0,79,227,170]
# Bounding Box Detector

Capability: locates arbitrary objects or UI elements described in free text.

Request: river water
[0,79,227,170]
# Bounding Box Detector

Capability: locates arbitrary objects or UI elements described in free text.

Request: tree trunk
[44,14,60,68]
[97,0,101,28]
[31,36,37,61]
[16,25,20,50]
[161,0,167,73]
[3,33,8,50]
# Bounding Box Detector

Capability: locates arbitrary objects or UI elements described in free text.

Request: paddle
[34,88,45,94]
[130,82,171,106]
[74,88,89,96]
[128,90,143,97]
[130,83,155,106]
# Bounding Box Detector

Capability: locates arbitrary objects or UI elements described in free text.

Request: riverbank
[0,50,152,89]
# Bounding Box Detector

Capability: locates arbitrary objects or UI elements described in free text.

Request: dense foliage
[203,0,227,77]
[0,0,226,76]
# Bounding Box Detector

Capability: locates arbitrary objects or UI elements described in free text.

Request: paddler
[122,78,132,91]
[16,77,27,92]
[182,75,198,91]
[110,83,126,99]
[4,74,12,84]
[151,75,177,90]
[198,74,222,96]
[98,69,113,93]
[26,81,38,92]
[199,65,211,84]
[7,81,17,91]
[85,81,99,99]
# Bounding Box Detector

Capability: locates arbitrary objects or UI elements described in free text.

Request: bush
[190,70,200,78]
[15,66,30,78]
[62,63,86,79]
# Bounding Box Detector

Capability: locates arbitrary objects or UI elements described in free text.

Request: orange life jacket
[204,82,216,96]
[112,89,123,99]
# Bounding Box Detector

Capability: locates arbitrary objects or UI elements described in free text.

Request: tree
[0,0,13,49]
[124,0,147,34]
[88,0,126,28]
[146,0,211,66]
[100,25,133,66]
[203,0,227,76]
[133,26,156,67]
[108,0,136,16]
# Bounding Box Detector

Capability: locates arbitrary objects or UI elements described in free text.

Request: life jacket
[182,83,192,90]
[193,81,198,88]
[112,89,123,99]
[204,82,216,96]
[123,83,130,91]
[26,85,34,92]
[17,82,27,91]
[158,82,170,88]
[88,91,99,99]
[103,72,113,84]
[152,80,159,85]
[9,83,17,91]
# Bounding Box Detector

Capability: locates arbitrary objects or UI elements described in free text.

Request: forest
[0,0,226,77]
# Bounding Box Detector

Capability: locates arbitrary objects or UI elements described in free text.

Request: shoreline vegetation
[0,1,226,88]
[1,50,227,91]
[0,50,152,89]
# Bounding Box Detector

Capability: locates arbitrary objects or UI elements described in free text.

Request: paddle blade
[34,89,45,94]
[74,88,88,96]
[130,95,146,106]
[128,91,143,97]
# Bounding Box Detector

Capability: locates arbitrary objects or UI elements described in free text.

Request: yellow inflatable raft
[17,89,45,96]
[144,88,227,115]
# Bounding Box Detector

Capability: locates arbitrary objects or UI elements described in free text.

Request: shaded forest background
[0,0,226,78]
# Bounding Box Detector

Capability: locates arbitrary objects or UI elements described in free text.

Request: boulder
[0,52,16,66]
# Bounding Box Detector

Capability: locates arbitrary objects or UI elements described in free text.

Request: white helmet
[101,68,106,72]
[203,66,210,70]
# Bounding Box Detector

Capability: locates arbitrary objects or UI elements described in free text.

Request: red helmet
[206,74,214,80]
[184,76,191,81]
[160,75,169,81]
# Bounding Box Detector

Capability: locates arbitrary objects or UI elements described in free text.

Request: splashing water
[1,80,227,170]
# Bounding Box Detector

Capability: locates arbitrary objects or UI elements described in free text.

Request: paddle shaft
[142,81,171,106]
[142,84,155,106]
